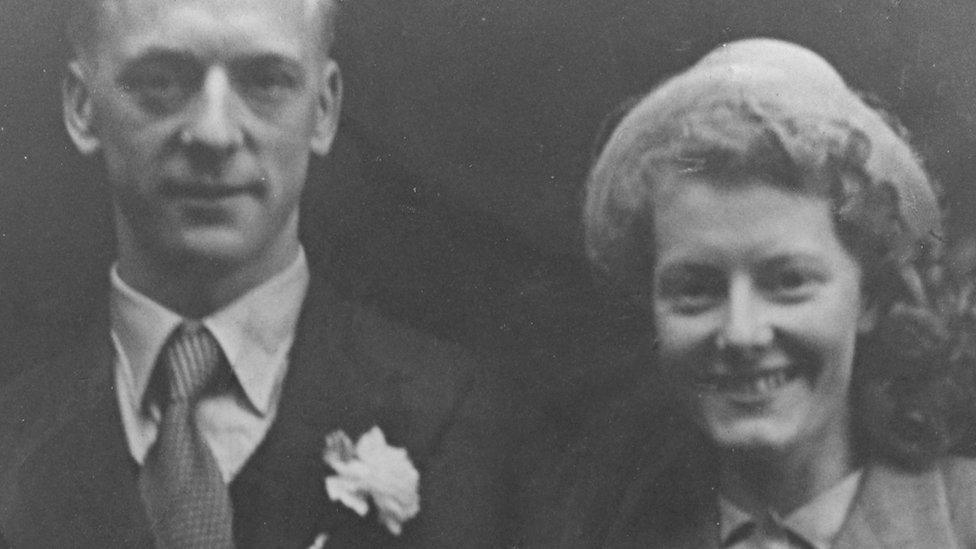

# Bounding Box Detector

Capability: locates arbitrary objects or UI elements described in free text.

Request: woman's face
[651,175,874,457]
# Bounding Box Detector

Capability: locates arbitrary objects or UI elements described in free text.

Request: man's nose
[180,68,244,153]
[718,277,773,351]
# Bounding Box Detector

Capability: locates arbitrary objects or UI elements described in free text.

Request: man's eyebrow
[120,49,198,69]
[231,53,306,72]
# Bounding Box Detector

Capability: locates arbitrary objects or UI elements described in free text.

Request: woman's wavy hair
[584,38,974,470]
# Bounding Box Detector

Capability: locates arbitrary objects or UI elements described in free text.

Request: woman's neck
[718,425,855,516]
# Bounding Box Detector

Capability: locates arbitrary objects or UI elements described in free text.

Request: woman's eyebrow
[655,263,721,281]
[760,253,826,268]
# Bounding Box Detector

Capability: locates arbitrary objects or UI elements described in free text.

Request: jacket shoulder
[518,382,702,547]
[337,300,505,442]
[336,303,514,547]
[0,340,108,499]
[0,349,86,447]
[344,302,496,408]
[938,456,976,544]
[347,303,481,382]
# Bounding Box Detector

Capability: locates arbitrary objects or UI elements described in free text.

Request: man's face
[66,0,340,276]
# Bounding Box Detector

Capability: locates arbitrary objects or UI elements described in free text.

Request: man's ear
[309,58,342,156]
[63,60,101,156]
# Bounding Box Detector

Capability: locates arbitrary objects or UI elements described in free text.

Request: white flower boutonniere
[323,426,420,536]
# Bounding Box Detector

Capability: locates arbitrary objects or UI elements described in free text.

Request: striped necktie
[139,322,235,548]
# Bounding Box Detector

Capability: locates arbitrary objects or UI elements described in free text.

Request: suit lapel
[11,322,154,547]
[231,274,399,547]
[835,462,957,549]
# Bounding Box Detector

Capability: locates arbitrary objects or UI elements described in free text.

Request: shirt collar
[110,248,310,416]
[719,469,863,549]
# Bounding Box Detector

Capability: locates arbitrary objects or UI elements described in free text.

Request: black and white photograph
[2,0,976,547]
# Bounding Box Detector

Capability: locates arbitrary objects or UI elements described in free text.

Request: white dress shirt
[110,249,310,482]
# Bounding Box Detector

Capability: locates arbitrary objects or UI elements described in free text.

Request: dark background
[3,0,976,465]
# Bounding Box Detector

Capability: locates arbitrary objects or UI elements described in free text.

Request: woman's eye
[764,268,820,300]
[656,271,725,313]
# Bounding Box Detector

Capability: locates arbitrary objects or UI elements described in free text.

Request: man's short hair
[65,0,339,60]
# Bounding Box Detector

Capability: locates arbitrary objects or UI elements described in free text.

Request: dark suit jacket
[520,396,976,548]
[0,270,511,548]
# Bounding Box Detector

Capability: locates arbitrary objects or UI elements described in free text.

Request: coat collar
[833,461,958,548]
[602,432,961,549]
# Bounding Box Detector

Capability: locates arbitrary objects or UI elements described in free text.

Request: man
[0,0,508,546]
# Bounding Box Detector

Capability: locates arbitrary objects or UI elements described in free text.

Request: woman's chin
[704,421,800,458]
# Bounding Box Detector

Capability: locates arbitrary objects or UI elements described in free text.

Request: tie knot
[158,322,224,402]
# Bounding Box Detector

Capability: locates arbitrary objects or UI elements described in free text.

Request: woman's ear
[63,60,101,156]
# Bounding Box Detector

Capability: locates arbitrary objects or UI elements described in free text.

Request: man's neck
[115,244,302,319]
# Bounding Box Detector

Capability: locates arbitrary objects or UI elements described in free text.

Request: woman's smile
[697,365,800,401]
[652,176,872,455]
[577,36,958,544]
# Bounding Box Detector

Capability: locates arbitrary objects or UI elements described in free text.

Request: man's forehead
[88,0,327,44]
[86,0,327,58]
[96,0,321,24]
[97,0,323,13]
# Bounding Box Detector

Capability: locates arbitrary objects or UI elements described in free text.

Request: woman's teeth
[701,368,795,394]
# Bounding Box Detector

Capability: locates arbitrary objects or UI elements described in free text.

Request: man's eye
[121,67,195,112]
[239,67,298,102]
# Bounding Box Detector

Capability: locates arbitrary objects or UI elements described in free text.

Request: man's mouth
[161,178,261,199]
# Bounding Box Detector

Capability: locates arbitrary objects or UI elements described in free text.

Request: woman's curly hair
[584,38,974,469]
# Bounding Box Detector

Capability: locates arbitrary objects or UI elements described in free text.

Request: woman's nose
[717,277,774,351]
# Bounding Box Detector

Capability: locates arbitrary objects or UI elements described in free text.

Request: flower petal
[380,513,405,536]
[324,430,357,465]
[324,476,370,517]
[322,426,421,536]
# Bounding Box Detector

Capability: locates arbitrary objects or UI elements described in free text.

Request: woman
[527,39,976,547]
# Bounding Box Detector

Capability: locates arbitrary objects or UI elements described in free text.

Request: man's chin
[156,230,257,271]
